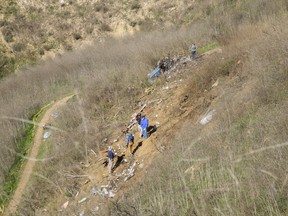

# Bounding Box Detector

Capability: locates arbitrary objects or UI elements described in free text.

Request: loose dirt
[4,95,74,216]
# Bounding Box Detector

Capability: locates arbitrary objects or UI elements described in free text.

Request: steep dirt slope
[37,49,224,215]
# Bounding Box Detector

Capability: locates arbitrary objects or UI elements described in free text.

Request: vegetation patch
[0,123,33,209]
[0,101,52,210]
[198,42,219,54]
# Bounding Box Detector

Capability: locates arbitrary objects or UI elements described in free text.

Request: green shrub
[131,2,141,10]
[12,42,26,52]
[2,29,13,43]
[72,33,82,40]
[100,23,112,32]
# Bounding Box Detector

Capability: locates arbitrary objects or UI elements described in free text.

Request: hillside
[0,0,202,78]
[1,0,288,215]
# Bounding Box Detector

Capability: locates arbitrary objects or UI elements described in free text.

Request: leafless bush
[111,15,288,216]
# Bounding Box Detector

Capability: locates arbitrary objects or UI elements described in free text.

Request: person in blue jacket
[140,114,149,139]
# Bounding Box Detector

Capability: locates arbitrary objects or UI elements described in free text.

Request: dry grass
[1,0,288,214]
[111,15,288,216]
[0,25,209,213]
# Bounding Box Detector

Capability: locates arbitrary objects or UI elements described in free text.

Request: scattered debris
[90,149,97,157]
[43,131,51,139]
[212,79,219,88]
[84,179,90,185]
[108,191,115,198]
[113,139,118,143]
[79,211,85,216]
[62,201,69,209]
[78,197,88,204]
[51,112,59,118]
[147,67,161,80]
[124,162,137,181]
[162,86,169,90]
[200,109,216,125]
[103,138,108,143]
[75,191,79,198]
[92,185,116,198]
[42,123,52,130]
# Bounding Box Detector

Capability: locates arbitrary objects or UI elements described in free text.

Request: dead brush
[110,15,288,216]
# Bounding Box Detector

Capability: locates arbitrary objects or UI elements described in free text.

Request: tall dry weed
[111,15,288,216]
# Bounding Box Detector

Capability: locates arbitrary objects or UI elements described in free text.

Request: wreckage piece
[200,109,216,125]
[78,197,88,204]
[124,162,137,181]
[147,67,161,79]
[43,131,51,139]
[62,201,69,209]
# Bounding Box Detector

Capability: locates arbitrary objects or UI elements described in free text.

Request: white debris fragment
[200,109,216,125]
[102,188,109,195]
[108,191,115,198]
[212,79,219,88]
[124,162,137,181]
[62,201,69,209]
[51,112,59,118]
[78,197,88,204]
[79,211,84,216]
[43,131,51,139]
[163,86,169,90]
[92,187,97,196]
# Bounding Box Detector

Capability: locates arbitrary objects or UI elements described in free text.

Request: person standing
[136,113,142,138]
[191,43,197,59]
[107,146,115,174]
[140,114,149,139]
[125,130,134,158]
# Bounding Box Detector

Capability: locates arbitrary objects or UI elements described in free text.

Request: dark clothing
[136,115,141,125]
[108,150,115,159]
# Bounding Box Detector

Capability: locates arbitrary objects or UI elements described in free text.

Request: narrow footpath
[4,95,73,216]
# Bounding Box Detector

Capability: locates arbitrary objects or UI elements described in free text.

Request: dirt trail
[4,95,73,216]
